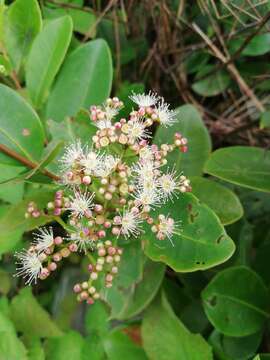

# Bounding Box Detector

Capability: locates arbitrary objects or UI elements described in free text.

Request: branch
[0,143,60,181]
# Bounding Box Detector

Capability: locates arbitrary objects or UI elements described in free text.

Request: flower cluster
[16,92,191,304]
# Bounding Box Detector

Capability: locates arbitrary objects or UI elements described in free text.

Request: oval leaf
[4,0,42,71]
[142,293,213,360]
[144,192,235,272]
[26,15,73,108]
[0,84,45,164]
[155,104,211,176]
[46,39,113,122]
[191,176,243,225]
[202,266,269,337]
[204,146,270,193]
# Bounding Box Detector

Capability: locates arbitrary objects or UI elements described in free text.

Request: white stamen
[15,250,43,285]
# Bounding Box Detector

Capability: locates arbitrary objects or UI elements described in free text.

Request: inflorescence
[15,91,191,305]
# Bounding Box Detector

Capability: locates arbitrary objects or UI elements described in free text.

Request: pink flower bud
[54,236,63,245]
[87,297,94,305]
[108,246,116,256]
[48,262,57,271]
[53,208,61,216]
[73,284,81,293]
[69,243,78,252]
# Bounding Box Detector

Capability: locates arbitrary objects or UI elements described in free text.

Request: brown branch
[192,22,265,113]
[0,143,60,181]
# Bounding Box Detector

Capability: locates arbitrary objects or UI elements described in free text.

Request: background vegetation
[0,0,270,359]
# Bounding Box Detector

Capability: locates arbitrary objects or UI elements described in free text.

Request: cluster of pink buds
[174,132,188,153]
[16,91,191,305]
[25,201,41,219]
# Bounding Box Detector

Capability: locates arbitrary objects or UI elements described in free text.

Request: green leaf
[260,111,270,129]
[0,269,11,295]
[144,192,235,272]
[202,266,269,337]
[26,16,73,108]
[45,331,84,360]
[142,292,213,360]
[46,39,113,122]
[10,288,62,338]
[43,5,96,35]
[0,331,28,360]
[209,330,262,360]
[106,259,165,320]
[0,84,45,164]
[190,177,243,225]
[230,34,270,56]
[204,146,270,193]
[253,355,270,360]
[192,71,230,97]
[4,0,42,71]
[27,338,45,360]
[104,330,148,360]
[155,104,211,176]
[0,189,55,255]
[0,164,24,204]
[0,312,27,360]
[85,301,109,338]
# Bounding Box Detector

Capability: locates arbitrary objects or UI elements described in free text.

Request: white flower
[104,106,119,121]
[95,155,119,177]
[158,170,180,201]
[155,100,177,127]
[157,214,179,246]
[127,119,151,142]
[132,160,156,184]
[80,150,103,176]
[33,227,54,253]
[96,119,112,130]
[120,209,142,238]
[139,146,155,163]
[129,91,159,107]
[69,226,93,253]
[134,186,162,209]
[68,191,95,218]
[15,250,43,285]
[60,141,84,170]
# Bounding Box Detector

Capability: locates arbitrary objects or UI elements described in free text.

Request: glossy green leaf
[0,164,24,204]
[45,331,84,359]
[104,330,148,360]
[144,192,235,272]
[0,269,11,295]
[142,292,213,360]
[205,146,270,193]
[43,6,96,35]
[202,266,269,337]
[230,34,270,56]
[191,176,243,225]
[0,189,55,255]
[0,331,27,360]
[192,71,230,97]
[26,16,73,108]
[209,330,262,360]
[155,104,211,176]
[27,338,45,360]
[11,288,62,338]
[106,258,165,320]
[0,84,45,164]
[0,312,27,360]
[85,301,109,337]
[4,0,42,71]
[46,39,113,122]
